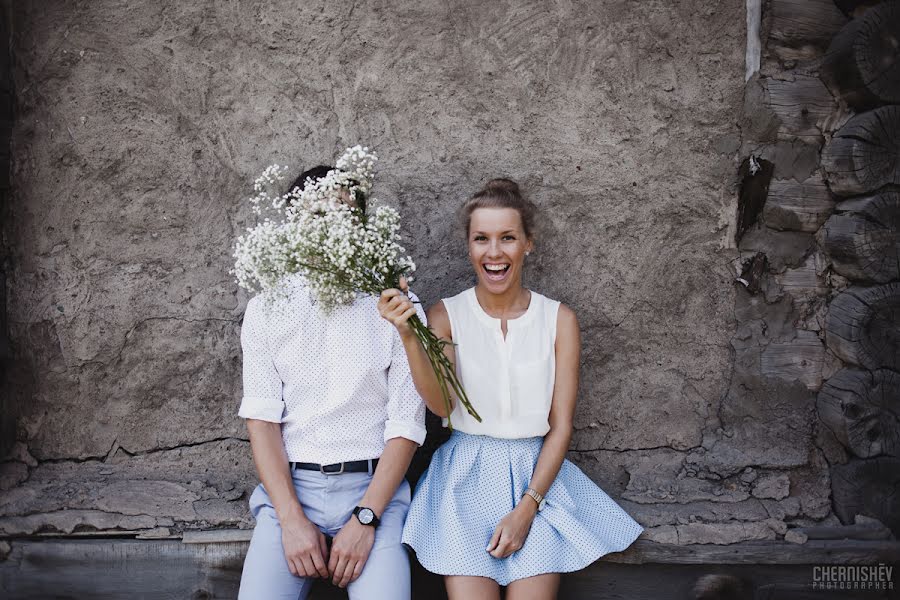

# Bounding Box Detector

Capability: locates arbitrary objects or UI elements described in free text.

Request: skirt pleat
[401,431,644,585]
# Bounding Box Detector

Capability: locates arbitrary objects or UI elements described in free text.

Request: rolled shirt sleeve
[384,290,427,445]
[238,296,286,423]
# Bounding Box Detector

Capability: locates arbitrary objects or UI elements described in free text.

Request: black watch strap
[353,506,380,528]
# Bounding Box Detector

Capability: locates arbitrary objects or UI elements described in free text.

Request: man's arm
[326,437,417,588]
[239,297,328,578]
[246,419,329,579]
[329,288,428,587]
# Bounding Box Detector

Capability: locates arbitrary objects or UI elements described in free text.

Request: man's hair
[289,165,333,194]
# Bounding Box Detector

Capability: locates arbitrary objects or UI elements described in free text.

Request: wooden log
[763,177,834,232]
[762,76,837,138]
[821,1,900,109]
[768,0,848,53]
[823,191,900,283]
[833,1,889,19]
[831,456,900,536]
[817,368,900,458]
[761,330,826,390]
[825,283,900,370]
[821,106,900,196]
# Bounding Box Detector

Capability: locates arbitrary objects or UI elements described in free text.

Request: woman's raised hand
[378,276,416,337]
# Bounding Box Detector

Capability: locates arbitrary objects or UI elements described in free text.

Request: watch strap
[523,487,545,510]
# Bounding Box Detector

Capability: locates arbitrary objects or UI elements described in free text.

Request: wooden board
[2,538,899,599]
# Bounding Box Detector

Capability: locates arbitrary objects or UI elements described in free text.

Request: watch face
[358,508,375,524]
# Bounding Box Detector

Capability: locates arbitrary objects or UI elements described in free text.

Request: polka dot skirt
[402,431,644,585]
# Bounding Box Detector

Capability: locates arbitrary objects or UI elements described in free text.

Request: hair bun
[482,178,520,194]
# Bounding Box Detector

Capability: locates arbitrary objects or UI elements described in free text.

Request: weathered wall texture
[0,0,830,546]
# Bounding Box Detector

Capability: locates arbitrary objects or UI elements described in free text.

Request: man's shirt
[238,275,427,464]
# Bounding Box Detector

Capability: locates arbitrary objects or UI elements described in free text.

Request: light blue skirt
[401,431,644,585]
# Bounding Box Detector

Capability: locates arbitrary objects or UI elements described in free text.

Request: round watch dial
[357,508,375,524]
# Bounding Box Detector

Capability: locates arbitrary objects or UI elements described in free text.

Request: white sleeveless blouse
[442,287,561,438]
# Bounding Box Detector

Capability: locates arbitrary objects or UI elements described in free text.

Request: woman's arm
[487,304,580,558]
[379,285,456,418]
[522,303,580,500]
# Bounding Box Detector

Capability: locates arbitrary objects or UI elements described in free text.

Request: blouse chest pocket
[509,346,555,417]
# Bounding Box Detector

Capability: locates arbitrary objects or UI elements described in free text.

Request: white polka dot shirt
[238,274,427,464]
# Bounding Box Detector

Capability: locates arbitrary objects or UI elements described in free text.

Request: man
[237,167,426,599]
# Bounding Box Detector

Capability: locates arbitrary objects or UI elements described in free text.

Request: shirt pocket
[509,349,555,417]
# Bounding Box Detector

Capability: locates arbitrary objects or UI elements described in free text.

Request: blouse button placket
[498,324,513,419]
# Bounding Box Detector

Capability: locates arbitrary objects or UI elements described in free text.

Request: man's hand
[281,514,329,579]
[328,517,376,587]
[378,276,416,338]
[486,500,537,559]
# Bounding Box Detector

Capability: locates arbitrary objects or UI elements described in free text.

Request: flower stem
[406,314,481,429]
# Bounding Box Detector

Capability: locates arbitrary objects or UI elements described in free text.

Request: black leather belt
[291,458,379,475]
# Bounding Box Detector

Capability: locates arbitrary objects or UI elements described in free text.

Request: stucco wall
[0,1,820,544]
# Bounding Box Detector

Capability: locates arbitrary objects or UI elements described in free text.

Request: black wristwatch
[353,506,380,528]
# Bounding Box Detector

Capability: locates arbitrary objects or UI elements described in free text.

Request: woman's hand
[486,500,538,558]
[378,276,416,337]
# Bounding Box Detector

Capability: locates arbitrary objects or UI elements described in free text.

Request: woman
[378,179,643,598]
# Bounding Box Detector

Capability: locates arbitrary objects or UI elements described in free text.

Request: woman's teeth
[483,264,510,280]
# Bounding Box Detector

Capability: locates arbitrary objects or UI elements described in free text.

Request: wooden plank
[183,529,253,544]
[2,538,900,599]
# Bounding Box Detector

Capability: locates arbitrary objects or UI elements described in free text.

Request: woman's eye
[474,236,487,241]
[502,236,516,241]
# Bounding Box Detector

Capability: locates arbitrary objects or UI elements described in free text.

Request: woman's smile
[483,262,511,281]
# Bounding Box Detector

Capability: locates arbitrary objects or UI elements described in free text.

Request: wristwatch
[353,506,380,528]
[522,487,546,511]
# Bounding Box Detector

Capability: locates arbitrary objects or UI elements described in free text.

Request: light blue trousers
[238,466,412,600]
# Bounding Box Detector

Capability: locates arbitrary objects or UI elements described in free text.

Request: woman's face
[468,207,533,295]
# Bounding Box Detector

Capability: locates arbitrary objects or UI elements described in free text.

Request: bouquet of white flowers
[232,145,481,427]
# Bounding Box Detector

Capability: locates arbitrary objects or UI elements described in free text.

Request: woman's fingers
[380,288,401,301]
[399,276,409,293]
[486,525,502,552]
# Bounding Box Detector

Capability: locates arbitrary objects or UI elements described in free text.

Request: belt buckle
[320,462,345,475]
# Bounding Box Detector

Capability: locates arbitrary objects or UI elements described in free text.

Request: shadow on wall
[0,0,16,459]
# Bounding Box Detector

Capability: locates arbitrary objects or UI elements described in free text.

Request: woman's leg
[506,573,561,600]
[445,575,501,600]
